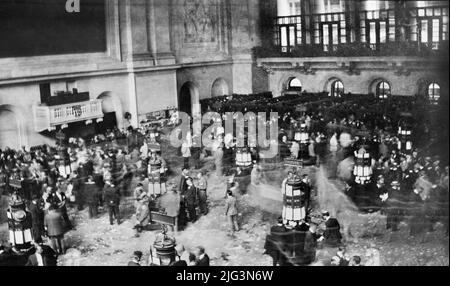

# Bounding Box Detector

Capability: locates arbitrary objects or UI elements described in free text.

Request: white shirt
[36,253,44,266]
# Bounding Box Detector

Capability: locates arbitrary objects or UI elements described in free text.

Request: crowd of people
[0,90,448,266]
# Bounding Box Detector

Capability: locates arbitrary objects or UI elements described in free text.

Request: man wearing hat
[84,175,100,219]
[318,211,342,247]
[184,177,198,222]
[103,180,121,225]
[264,217,288,266]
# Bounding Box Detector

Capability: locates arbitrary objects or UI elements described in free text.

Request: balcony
[259,5,449,58]
[33,100,104,132]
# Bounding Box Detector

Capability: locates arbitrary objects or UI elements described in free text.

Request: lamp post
[397,119,412,155]
[6,196,33,252]
[235,147,252,169]
[281,172,307,226]
[353,145,373,185]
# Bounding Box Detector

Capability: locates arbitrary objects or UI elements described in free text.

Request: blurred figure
[44,205,66,254]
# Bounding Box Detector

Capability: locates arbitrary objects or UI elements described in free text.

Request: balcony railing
[269,5,449,56]
[33,100,104,132]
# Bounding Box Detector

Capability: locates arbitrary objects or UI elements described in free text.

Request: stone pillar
[124,0,139,128]
[232,55,254,94]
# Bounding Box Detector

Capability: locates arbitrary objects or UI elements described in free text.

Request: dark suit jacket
[170,260,188,266]
[25,251,57,266]
[324,218,342,246]
[196,254,210,266]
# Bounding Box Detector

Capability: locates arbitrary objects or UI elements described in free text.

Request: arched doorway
[97,92,124,133]
[331,80,344,97]
[211,78,230,97]
[0,106,22,149]
[376,81,391,99]
[179,82,200,116]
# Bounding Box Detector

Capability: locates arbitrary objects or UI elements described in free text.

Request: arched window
[376,81,391,99]
[288,78,302,91]
[331,80,344,97]
[428,82,440,104]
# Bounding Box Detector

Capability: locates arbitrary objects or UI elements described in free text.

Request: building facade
[0,0,261,149]
[0,0,448,149]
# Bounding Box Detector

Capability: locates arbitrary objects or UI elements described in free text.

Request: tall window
[331,80,344,97]
[288,78,302,91]
[376,81,391,99]
[428,82,440,103]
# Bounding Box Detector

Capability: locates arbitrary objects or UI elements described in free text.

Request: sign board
[33,106,51,132]
[150,211,176,226]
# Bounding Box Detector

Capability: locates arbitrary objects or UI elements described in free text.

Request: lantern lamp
[353,146,373,185]
[6,197,33,251]
[149,228,177,266]
[236,147,252,168]
[397,122,412,155]
[281,174,307,225]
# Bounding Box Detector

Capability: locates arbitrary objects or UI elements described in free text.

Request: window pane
[421,20,428,43]
[332,24,339,44]
[380,22,386,43]
[281,27,288,46]
[323,24,329,44]
[370,22,377,44]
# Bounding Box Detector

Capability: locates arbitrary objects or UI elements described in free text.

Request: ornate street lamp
[353,145,373,185]
[235,147,252,169]
[397,119,412,155]
[281,173,307,226]
[6,196,33,251]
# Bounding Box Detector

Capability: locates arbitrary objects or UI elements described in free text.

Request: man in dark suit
[25,242,57,266]
[184,177,198,222]
[264,217,288,266]
[29,196,45,242]
[179,168,189,196]
[194,246,210,266]
[304,223,320,264]
[103,180,121,225]
[319,211,342,247]
[84,175,99,219]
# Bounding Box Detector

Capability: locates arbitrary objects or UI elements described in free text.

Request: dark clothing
[107,205,120,225]
[25,253,57,266]
[29,200,45,241]
[196,254,210,266]
[323,218,342,247]
[264,224,288,266]
[127,261,141,266]
[179,176,188,196]
[103,184,121,225]
[304,231,319,264]
[170,260,188,266]
[44,211,66,237]
[184,185,198,222]
[103,184,120,206]
[84,182,99,218]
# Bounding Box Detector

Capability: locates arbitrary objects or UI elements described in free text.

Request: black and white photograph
[0,0,448,270]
